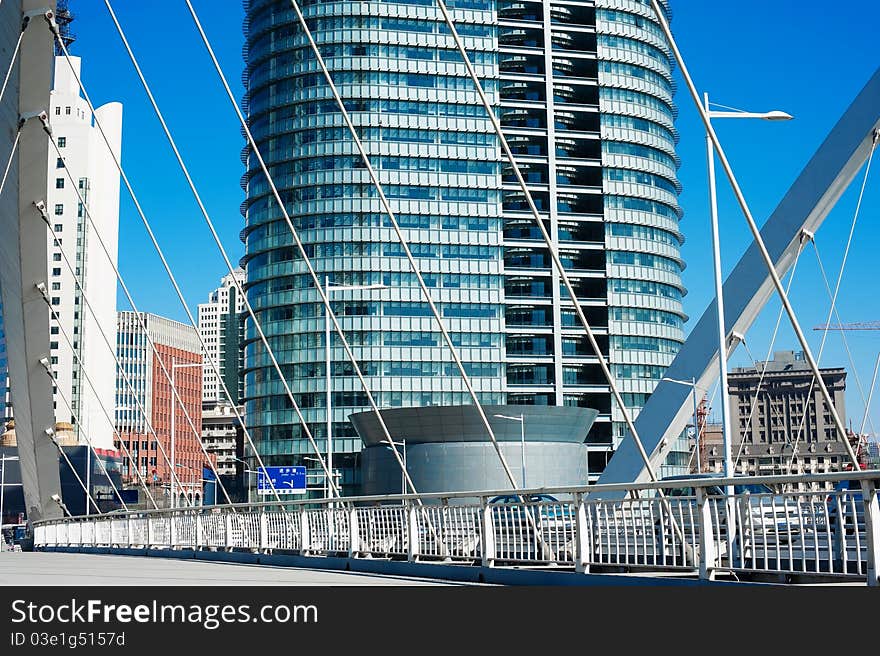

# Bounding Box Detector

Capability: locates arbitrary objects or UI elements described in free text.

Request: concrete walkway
[0,551,470,586]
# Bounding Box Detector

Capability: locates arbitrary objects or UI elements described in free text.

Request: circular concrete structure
[352,405,598,496]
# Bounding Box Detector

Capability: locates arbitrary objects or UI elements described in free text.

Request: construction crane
[813,321,880,331]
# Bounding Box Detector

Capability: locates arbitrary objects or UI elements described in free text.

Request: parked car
[826,478,866,538]
[488,493,574,530]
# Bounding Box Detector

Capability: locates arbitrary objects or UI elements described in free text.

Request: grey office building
[241,0,685,493]
[710,350,850,490]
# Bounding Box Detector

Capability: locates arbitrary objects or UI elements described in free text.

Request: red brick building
[115,312,210,506]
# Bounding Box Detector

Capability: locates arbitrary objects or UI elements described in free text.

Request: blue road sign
[257,466,307,495]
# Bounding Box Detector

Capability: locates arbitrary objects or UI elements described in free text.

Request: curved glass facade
[597,0,687,474]
[242,0,505,492]
[243,0,687,488]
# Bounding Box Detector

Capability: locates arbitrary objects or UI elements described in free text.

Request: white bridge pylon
[598,66,880,492]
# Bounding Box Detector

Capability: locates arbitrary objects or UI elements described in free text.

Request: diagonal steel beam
[598,66,880,492]
[0,0,61,522]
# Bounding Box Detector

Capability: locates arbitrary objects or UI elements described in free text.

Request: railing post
[407,501,419,563]
[696,485,717,581]
[863,479,880,587]
[348,505,359,558]
[300,506,310,555]
[481,497,495,568]
[225,511,234,550]
[575,493,592,573]
[169,511,178,550]
[259,509,269,552]
[196,512,204,550]
[126,516,132,548]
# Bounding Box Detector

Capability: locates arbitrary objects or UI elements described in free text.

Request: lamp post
[170,359,203,509]
[233,456,256,504]
[662,377,704,472]
[304,456,328,499]
[1,454,20,549]
[704,95,792,487]
[494,414,526,488]
[321,279,386,499]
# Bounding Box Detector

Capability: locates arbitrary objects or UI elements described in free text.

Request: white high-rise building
[47,56,122,450]
[198,268,245,405]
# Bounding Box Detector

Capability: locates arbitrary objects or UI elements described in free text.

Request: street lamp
[321,278,386,498]
[233,457,259,504]
[303,456,341,500]
[50,493,71,518]
[170,359,202,509]
[1,454,20,549]
[494,414,526,488]
[662,377,704,472]
[704,94,792,487]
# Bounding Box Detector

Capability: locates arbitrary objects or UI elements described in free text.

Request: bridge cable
[431,0,663,484]
[859,352,880,436]
[0,128,20,198]
[34,153,164,509]
[38,119,197,512]
[46,18,236,509]
[732,239,806,471]
[811,237,878,436]
[267,0,519,491]
[784,140,878,475]
[36,345,130,512]
[34,367,103,515]
[647,0,861,471]
[182,0,495,499]
[427,0,690,554]
[102,0,339,505]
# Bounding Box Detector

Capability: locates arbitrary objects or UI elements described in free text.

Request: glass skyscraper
[242,0,685,491]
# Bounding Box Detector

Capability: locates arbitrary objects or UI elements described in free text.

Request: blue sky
[66,1,879,431]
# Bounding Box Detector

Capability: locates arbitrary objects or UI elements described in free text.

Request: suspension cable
[430,0,663,482]
[0,129,20,198]
[33,46,234,508]
[784,237,875,475]
[183,0,460,496]
[36,363,102,516]
[39,120,192,510]
[103,0,337,502]
[270,0,518,489]
[37,347,129,512]
[812,238,878,436]
[733,239,806,469]
[647,0,860,471]
[783,138,877,474]
[860,352,880,436]
[35,175,162,508]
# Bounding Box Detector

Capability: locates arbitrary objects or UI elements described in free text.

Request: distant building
[241,0,687,490]
[114,312,205,506]
[707,351,849,489]
[198,268,245,406]
[45,56,122,450]
[201,402,245,502]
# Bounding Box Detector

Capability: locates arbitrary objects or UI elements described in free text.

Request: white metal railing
[31,471,880,585]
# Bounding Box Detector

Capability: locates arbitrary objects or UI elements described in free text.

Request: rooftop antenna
[54,0,76,55]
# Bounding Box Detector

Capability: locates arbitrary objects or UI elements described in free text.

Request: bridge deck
[0,552,470,586]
